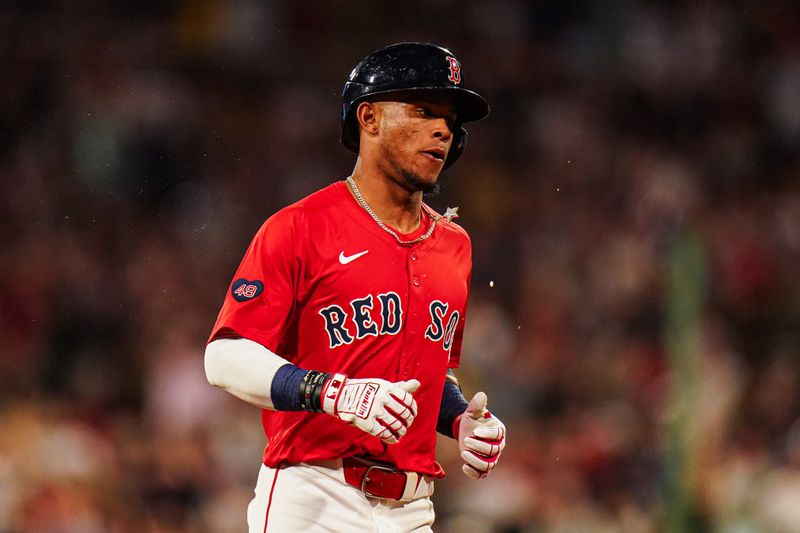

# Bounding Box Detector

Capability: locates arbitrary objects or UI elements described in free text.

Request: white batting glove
[321,373,420,444]
[455,392,506,479]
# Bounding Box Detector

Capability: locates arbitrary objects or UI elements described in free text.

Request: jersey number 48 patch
[231,278,264,302]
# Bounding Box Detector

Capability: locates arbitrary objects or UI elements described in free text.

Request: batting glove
[455,392,506,479]
[321,373,420,444]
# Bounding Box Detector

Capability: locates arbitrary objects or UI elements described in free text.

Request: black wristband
[312,373,327,410]
[299,370,330,412]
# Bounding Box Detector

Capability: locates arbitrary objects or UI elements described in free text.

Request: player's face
[374,94,457,193]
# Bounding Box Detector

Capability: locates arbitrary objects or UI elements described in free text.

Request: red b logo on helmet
[446,56,461,84]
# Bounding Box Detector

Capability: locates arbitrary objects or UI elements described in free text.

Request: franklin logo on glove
[335,381,379,418]
[320,373,420,444]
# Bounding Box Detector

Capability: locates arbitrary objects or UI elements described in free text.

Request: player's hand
[321,373,420,444]
[455,392,506,479]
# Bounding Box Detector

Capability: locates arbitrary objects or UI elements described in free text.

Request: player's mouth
[421,147,446,163]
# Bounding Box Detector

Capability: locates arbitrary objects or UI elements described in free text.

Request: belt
[303,458,433,501]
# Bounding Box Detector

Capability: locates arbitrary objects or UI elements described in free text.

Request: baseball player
[205,42,506,532]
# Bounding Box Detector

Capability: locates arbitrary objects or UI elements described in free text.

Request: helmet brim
[356,85,490,123]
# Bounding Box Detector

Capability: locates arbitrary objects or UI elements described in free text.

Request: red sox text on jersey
[318,293,460,354]
[208,181,472,477]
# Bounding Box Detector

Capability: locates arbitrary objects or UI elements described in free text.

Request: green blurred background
[2,1,799,531]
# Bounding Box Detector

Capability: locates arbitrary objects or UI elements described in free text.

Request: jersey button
[412,276,420,286]
[410,251,418,261]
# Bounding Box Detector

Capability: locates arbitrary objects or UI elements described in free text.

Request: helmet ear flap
[443,125,467,170]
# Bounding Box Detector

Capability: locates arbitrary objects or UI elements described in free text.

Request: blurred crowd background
[2,1,800,531]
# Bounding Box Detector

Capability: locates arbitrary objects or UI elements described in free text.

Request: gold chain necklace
[346,176,436,246]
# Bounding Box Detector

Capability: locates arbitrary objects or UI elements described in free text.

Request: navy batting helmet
[340,42,490,169]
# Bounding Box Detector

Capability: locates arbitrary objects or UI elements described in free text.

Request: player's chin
[415,158,446,183]
[401,168,440,194]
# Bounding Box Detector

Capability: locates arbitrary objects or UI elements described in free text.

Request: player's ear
[356,101,381,137]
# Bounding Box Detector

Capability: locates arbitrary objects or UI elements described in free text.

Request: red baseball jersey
[208,180,472,477]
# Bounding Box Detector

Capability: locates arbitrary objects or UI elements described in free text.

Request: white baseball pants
[247,462,435,532]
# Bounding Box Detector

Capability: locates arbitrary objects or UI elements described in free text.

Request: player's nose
[432,118,453,143]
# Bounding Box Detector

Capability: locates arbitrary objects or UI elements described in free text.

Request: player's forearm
[204,337,293,410]
[205,337,420,443]
[205,338,342,411]
[437,373,469,438]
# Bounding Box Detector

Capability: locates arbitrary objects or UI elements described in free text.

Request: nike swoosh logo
[339,250,369,265]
